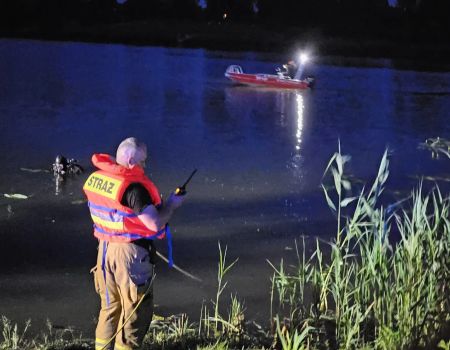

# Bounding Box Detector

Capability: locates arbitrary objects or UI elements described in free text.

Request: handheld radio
[175,169,197,196]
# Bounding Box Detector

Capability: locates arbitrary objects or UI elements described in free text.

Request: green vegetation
[269,147,450,349]
[1,148,449,349]
[419,137,450,160]
[143,243,256,349]
[0,316,90,349]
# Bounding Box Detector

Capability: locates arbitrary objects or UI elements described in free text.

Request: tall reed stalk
[199,242,239,340]
[271,147,450,349]
[214,242,238,330]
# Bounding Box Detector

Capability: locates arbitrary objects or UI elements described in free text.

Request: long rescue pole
[156,251,202,282]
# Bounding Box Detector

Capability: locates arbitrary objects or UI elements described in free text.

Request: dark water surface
[0,39,449,336]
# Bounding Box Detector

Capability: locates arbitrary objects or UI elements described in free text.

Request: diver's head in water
[53,155,68,175]
[116,137,147,169]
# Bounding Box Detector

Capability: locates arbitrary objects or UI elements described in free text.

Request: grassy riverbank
[1,147,449,349]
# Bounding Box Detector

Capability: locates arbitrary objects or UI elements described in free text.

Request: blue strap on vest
[165,224,174,267]
[146,224,173,267]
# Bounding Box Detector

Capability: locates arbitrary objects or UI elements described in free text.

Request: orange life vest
[83,153,165,243]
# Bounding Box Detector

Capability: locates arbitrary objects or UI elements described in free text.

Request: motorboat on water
[225,65,314,90]
[224,54,315,90]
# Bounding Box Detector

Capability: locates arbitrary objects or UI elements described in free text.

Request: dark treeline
[1,0,449,54]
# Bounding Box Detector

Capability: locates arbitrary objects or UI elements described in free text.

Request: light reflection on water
[288,93,305,182]
[295,93,304,151]
[0,39,449,334]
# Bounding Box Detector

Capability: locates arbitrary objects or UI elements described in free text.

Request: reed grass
[275,316,313,350]
[198,242,242,343]
[439,339,450,350]
[270,147,450,349]
[196,339,229,350]
[0,316,89,350]
[1,316,31,350]
[214,242,239,332]
[419,137,450,159]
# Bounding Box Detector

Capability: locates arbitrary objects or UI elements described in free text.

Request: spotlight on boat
[299,53,309,64]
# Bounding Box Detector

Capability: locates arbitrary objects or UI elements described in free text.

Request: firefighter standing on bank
[83,137,185,350]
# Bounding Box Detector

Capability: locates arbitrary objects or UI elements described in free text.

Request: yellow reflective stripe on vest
[84,173,121,200]
[91,215,124,230]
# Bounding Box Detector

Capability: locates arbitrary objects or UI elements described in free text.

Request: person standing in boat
[282,60,298,79]
[83,137,185,350]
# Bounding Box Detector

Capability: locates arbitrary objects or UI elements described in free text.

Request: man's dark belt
[132,238,152,250]
[132,239,157,264]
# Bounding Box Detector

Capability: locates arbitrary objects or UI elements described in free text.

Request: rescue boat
[224,65,315,90]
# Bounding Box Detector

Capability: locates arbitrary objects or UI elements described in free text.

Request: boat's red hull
[225,72,311,90]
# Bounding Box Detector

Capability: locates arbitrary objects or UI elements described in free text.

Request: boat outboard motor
[305,76,315,88]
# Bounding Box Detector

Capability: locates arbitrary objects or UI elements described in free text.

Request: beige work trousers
[94,241,154,350]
